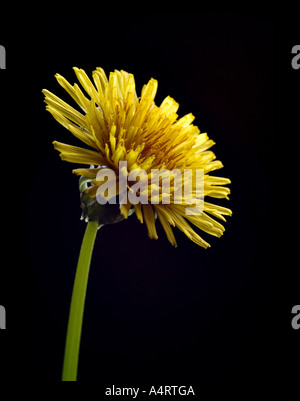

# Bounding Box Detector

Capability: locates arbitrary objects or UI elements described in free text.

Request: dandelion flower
[43,67,231,248]
[43,67,232,381]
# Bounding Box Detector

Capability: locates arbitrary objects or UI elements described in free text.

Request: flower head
[43,67,231,248]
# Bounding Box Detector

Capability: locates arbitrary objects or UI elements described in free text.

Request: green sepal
[79,176,134,226]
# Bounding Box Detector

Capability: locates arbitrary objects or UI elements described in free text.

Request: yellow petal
[155,206,177,247]
[134,203,143,223]
[53,141,105,165]
[142,204,158,240]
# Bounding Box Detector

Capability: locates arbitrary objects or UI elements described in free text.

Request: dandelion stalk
[62,221,99,381]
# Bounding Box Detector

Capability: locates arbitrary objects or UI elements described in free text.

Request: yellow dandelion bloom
[43,67,232,248]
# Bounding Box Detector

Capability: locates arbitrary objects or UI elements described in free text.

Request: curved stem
[62,221,99,381]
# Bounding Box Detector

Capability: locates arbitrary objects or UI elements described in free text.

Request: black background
[0,10,297,393]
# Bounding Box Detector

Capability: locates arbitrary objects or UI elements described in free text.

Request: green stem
[62,221,99,381]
